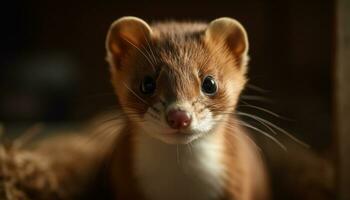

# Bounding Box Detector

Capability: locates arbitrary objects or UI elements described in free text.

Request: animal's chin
[144,129,205,145]
[154,132,202,144]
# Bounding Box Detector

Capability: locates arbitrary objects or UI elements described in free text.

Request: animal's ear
[205,17,249,67]
[106,16,152,66]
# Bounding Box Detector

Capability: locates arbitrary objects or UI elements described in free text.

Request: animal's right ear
[205,17,249,68]
[106,16,152,67]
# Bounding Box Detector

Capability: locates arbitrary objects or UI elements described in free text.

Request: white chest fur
[133,133,225,200]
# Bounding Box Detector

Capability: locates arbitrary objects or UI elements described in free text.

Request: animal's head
[106,16,249,144]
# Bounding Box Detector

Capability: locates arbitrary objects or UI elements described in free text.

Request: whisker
[216,109,270,130]
[238,103,292,121]
[120,84,161,116]
[236,112,309,148]
[142,29,158,67]
[83,117,145,149]
[83,126,121,154]
[240,95,272,103]
[229,119,287,151]
[84,125,117,144]
[239,113,278,136]
[140,45,156,66]
[246,84,270,93]
[82,113,128,145]
[223,125,262,152]
[122,81,149,105]
[211,117,285,151]
[121,37,156,71]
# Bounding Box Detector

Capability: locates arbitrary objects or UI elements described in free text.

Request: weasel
[105,16,269,200]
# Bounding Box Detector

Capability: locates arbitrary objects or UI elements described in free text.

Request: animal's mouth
[159,127,208,144]
[174,130,193,135]
[159,132,195,144]
[161,128,194,135]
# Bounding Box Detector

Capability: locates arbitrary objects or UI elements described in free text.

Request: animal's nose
[166,109,192,129]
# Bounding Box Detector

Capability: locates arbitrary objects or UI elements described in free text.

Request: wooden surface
[336,0,350,199]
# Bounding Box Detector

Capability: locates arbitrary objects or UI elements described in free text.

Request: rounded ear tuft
[106,16,152,58]
[205,17,249,61]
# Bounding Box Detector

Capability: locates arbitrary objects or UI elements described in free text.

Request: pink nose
[166,109,192,129]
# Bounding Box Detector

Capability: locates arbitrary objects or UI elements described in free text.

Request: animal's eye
[201,76,217,96]
[140,76,156,95]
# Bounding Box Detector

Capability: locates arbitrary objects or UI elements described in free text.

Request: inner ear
[106,16,152,66]
[205,17,249,67]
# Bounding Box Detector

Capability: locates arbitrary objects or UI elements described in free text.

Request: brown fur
[221,123,269,200]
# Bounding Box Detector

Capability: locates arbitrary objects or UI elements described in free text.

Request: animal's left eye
[140,76,156,95]
[201,76,218,96]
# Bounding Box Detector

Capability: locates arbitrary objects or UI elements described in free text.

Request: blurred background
[0,0,333,149]
[1,0,345,198]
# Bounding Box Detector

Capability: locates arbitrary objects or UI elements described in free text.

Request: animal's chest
[133,136,225,200]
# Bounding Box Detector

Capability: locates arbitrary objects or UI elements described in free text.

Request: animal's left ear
[105,16,152,69]
[205,17,249,67]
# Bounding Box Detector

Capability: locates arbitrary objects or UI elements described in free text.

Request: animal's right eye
[201,76,218,96]
[140,76,156,95]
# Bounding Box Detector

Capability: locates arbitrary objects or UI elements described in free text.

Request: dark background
[0,1,334,152]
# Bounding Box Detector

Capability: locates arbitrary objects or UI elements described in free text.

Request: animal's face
[106,17,249,144]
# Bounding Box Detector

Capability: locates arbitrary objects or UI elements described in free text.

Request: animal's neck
[132,127,227,200]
